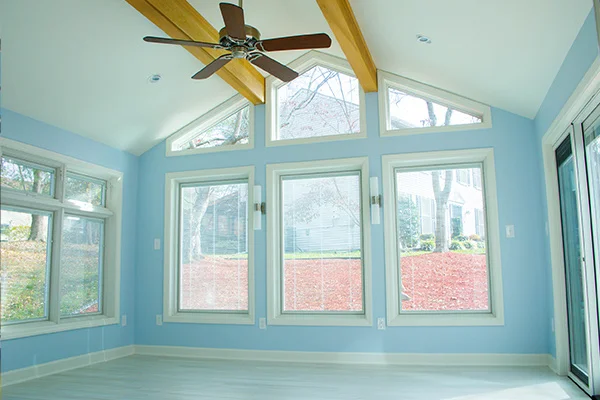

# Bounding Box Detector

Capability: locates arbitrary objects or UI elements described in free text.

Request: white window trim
[382,148,504,326]
[164,166,255,325]
[378,70,492,137]
[265,50,367,147]
[266,157,372,326]
[0,138,122,340]
[166,94,254,157]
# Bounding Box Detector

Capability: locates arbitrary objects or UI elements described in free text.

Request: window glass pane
[176,106,250,151]
[60,216,104,316]
[277,66,360,140]
[0,207,52,323]
[395,166,489,312]
[65,173,106,207]
[1,156,55,197]
[281,173,363,312]
[388,87,482,130]
[179,181,248,311]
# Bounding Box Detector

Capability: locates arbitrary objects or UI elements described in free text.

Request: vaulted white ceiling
[0,0,592,155]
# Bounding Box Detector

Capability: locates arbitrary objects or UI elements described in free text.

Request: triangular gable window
[167,95,253,156]
[267,52,366,146]
[379,72,491,136]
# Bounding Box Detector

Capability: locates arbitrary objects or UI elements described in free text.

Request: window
[379,71,492,137]
[166,95,254,156]
[266,52,366,146]
[164,166,255,324]
[1,156,55,197]
[382,149,503,326]
[473,168,482,189]
[267,157,372,326]
[455,169,471,186]
[0,139,122,339]
[1,207,52,324]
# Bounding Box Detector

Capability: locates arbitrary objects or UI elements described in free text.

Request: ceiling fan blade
[250,54,299,82]
[219,3,246,40]
[192,55,232,80]
[258,33,332,52]
[143,36,222,49]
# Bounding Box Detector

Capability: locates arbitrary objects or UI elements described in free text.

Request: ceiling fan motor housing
[218,25,261,53]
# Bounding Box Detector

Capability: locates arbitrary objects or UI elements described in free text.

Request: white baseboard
[548,356,559,374]
[134,345,553,367]
[1,345,134,387]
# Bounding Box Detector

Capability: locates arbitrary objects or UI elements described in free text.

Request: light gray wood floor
[2,355,590,400]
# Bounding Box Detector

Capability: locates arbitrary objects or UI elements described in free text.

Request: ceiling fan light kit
[142,2,332,82]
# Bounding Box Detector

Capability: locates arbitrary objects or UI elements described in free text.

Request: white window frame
[378,71,492,137]
[266,157,372,326]
[164,166,255,324]
[382,148,503,326]
[0,138,122,340]
[265,51,367,147]
[166,94,254,157]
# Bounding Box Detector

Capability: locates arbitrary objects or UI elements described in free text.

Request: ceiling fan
[143,1,332,82]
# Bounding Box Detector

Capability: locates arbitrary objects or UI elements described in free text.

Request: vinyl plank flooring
[1,355,590,400]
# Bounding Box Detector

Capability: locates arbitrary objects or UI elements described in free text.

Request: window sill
[387,312,504,327]
[268,313,371,327]
[1,315,119,340]
[164,312,254,325]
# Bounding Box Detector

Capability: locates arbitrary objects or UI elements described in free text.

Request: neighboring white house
[396,168,485,240]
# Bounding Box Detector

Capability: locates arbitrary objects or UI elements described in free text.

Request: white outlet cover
[154,238,161,250]
[156,314,163,326]
[377,318,386,330]
[505,225,515,238]
[121,315,127,327]
[259,318,266,329]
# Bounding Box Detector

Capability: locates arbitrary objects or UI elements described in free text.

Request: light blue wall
[135,94,551,355]
[533,10,600,358]
[0,109,139,372]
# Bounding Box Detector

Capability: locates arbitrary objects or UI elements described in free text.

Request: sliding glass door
[555,134,590,385]
[556,103,600,397]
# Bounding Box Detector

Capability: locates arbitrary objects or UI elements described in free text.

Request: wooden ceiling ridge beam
[316,0,377,93]
[126,0,265,104]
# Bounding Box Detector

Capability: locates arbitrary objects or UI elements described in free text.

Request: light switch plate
[121,315,127,327]
[505,225,515,238]
[154,239,161,250]
[259,318,266,329]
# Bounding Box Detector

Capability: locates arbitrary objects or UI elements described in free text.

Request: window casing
[378,71,492,137]
[0,138,122,339]
[166,95,254,157]
[266,51,367,147]
[382,148,503,326]
[266,157,372,326]
[164,166,255,324]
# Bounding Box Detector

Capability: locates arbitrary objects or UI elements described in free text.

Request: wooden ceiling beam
[126,0,265,104]
[316,0,377,92]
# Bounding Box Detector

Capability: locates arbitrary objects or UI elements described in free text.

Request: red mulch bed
[401,252,488,311]
[180,252,488,312]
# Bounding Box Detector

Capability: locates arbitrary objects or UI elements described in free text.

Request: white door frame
[542,56,600,396]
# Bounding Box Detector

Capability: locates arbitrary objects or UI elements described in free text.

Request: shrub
[397,195,420,249]
[450,241,463,250]
[7,225,30,241]
[455,235,469,242]
[469,234,482,242]
[477,241,486,249]
[463,241,476,249]
[419,233,434,241]
[420,240,435,251]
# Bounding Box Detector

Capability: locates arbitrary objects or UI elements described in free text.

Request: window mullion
[49,208,64,324]
[56,164,67,203]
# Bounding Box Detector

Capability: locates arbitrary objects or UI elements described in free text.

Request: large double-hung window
[0,140,122,339]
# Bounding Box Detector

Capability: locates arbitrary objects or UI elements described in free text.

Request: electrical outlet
[154,238,161,250]
[121,315,127,327]
[505,224,515,238]
[156,314,163,326]
[259,318,266,329]
[377,318,386,330]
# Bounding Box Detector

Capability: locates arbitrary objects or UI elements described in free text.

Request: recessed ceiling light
[148,74,162,83]
[416,35,432,44]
